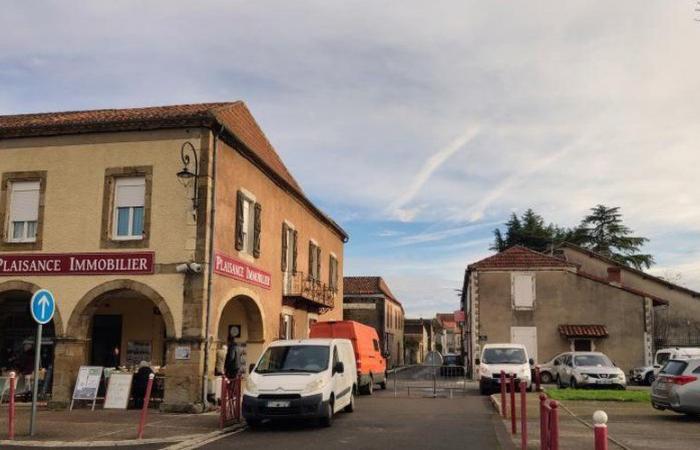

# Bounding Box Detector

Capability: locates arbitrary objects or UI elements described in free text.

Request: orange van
[309,320,387,395]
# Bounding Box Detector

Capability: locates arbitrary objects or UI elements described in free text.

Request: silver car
[651,358,700,415]
[554,352,626,389]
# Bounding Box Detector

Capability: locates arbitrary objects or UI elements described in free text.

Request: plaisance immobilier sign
[213,251,271,289]
[0,252,155,276]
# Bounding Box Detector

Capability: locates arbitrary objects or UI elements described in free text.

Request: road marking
[163,425,246,450]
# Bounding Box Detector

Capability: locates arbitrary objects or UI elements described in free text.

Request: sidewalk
[0,405,242,447]
[490,391,700,450]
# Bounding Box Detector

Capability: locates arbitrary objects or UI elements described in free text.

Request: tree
[576,205,654,270]
[491,209,575,253]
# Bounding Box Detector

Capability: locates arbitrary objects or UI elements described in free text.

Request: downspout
[202,125,224,408]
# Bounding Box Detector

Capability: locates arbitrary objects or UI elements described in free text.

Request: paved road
[202,383,507,450]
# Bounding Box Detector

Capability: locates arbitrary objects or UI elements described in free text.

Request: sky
[2,1,700,318]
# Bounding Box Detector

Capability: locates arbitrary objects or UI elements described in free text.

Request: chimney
[607,267,622,284]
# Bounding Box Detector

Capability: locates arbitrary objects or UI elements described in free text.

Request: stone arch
[0,280,65,336]
[66,279,177,340]
[214,287,266,343]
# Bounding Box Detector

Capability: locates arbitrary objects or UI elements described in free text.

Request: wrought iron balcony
[283,271,336,310]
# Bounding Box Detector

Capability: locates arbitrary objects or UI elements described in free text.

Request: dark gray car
[651,358,700,415]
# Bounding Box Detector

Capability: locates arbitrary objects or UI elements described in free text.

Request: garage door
[510,326,537,363]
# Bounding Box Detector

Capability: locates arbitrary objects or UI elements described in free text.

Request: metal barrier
[539,394,559,450]
[391,364,468,398]
[220,375,242,428]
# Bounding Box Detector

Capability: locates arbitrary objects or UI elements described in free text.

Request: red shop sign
[0,252,155,276]
[213,252,271,289]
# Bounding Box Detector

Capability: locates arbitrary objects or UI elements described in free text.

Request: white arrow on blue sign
[30,289,56,325]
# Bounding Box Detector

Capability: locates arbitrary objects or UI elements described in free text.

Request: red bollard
[219,377,228,429]
[8,372,16,440]
[550,401,559,450]
[539,394,547,450]
[593,411,609,450]
[137,374,155,439]
[520,379,527,450]
[510,374,517,434]
[500,371,506,417]
[535,366,541,392]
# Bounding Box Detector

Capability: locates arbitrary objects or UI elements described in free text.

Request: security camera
[175,263,189,273]
[188,262,203,273]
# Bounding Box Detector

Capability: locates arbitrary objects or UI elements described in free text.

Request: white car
[554,352,626,389]
[242,339,358,427]
[630,348,700,385]
[476,343,533,395]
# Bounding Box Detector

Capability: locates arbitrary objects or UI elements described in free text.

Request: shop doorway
[90,315,122,368]
[0,290,56,396]
[217,295,265,376]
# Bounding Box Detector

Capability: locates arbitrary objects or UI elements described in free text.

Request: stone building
[403,318,429,364]
[343,276,404,367]
[461,246,674,377]
[435,313,462,354]
[0,102,347,411]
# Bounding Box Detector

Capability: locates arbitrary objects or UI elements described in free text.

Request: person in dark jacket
[132,361,154,408]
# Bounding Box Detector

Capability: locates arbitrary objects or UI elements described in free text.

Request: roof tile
[469,246,575,270]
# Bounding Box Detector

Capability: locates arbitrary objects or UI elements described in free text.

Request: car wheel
[556,375,565,389]
[645,372,655,386]
[540,372,553,384]
[344,391,355,413]
[320,400,334,427]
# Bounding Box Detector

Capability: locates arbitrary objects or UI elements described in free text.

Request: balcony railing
[283,271,336,310]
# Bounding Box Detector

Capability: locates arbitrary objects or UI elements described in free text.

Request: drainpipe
[201,125,224,408]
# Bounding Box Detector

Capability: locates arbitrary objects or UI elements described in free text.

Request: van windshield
[255,345,330,374]
[482,348,526,364]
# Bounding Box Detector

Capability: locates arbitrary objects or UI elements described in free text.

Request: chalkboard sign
[104,373,133,409]
[70,366,103,411]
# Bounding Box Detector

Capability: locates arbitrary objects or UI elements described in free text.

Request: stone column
[50,337,89,408]
[160,338,206,413]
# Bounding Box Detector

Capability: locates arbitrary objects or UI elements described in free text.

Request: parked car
[476,343,533,395]
[537,353,567,384]
[242,338,357,427]
[309,320,387,395]
[651,358,700,415]
[631,347,700,385]
[440,353,465,377]
[554,352,626,389]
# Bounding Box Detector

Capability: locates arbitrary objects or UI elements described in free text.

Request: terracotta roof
[469,246,576,270]
[558,324,609,338]
[343,276,402,307]
[0,102,347,240]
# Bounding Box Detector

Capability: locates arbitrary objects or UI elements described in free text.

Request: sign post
[29,289,55,436]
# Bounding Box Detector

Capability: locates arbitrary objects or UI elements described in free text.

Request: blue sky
[3,1,700,317]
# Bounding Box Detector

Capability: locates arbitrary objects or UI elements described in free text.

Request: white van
[476,343,534,395]
[242,339,357,427]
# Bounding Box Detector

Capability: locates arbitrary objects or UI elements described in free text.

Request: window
[235,190,261,257]
[328,254,338,292]
[308,241,321,281]
[573,339,592,352]
[512,273,535,310]
[6,181,40,243]
[112,177,145,240]
[373,339,380,352]
[281,223,297,274]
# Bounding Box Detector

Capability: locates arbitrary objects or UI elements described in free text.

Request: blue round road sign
[30,289,55,325]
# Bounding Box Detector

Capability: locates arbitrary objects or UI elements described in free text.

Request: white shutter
[10,181,40,221]
[115,177,145,207]
[512,273,535,309]
[510,326,538,362]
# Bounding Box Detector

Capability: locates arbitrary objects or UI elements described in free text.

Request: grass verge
[544,388,650,402]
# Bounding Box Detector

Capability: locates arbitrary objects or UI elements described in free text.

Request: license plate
[598,379,612,384]
[267,400,290,408]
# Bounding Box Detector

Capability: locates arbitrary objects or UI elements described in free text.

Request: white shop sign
[104,373,133,409]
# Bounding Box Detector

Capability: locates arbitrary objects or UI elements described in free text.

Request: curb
[0,423,246,448]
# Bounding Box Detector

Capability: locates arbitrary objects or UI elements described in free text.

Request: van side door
[331,345,345,410]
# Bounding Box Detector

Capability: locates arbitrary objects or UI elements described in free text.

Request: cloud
[387,125,481,221]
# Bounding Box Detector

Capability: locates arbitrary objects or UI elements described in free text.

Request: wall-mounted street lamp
[176,141,199,210]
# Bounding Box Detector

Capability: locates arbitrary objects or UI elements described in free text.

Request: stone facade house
[404,318,430,364]
[461,246,673,377]
[0,102,347,411]
[435,313,462,354]
[343,276,404,367]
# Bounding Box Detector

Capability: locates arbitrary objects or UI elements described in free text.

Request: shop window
[6,181,40,242]
[113,177,145,240]
[235,190,261,257]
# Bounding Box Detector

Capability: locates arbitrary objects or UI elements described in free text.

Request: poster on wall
[126,341,152,366]
[103,373,133,409]
[70,366,104,411]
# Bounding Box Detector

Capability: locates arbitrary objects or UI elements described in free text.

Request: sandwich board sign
[70,366,104,411]
[104,373,133,409]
